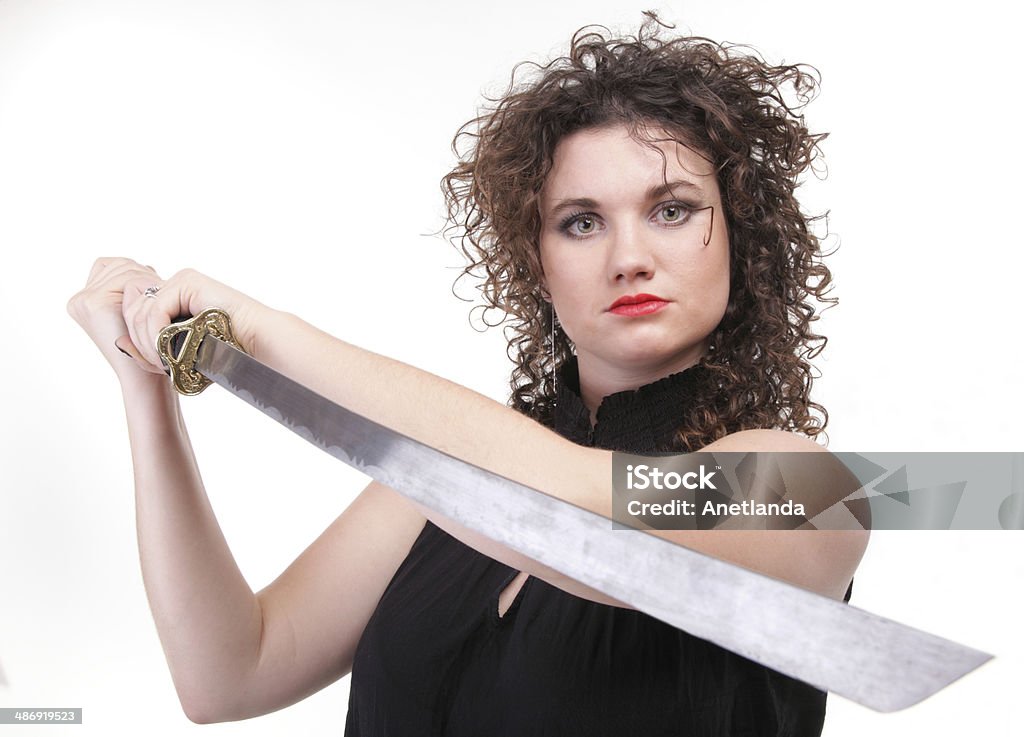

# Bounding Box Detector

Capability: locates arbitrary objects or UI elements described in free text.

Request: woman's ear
[539,275,552,303]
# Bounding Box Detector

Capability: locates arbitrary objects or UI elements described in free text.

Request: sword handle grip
[156,308,241,396]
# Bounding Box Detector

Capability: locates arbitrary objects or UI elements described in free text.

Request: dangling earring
[550,303,558,399]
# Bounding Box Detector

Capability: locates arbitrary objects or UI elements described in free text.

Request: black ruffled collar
[551,357,707,454]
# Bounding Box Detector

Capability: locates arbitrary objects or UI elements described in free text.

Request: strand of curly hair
[441,13,837,451]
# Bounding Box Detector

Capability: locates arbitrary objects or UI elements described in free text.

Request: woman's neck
[575,346,707,426]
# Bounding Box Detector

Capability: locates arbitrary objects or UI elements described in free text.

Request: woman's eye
[558,212,601,238]
[573,216,596,234]
[658,203,689,224]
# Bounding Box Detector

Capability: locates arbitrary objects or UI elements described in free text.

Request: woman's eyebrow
[647,179,703,199]
[547,196,599,216]
[546,180,705,216]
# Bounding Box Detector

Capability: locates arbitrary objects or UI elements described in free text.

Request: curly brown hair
[442,13,836,450]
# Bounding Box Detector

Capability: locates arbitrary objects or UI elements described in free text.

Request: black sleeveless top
[345,359,852,736]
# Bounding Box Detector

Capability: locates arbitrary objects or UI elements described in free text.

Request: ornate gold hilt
[156,308,241,396]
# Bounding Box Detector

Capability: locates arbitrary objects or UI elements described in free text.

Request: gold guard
[156,308,241,396]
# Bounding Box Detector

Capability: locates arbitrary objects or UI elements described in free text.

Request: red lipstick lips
[608,293,669,316]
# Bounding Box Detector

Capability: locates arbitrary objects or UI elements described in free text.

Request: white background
[1,1,1021,734]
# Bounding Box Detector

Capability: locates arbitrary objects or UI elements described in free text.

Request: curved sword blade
[196,336,992,712]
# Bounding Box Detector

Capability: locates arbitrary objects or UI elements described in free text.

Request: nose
[607,223,656,283]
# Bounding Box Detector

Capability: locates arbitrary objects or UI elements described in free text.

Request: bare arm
[122,378,427,722]
[119,261,864,605]
[119,265,865,608]
[250,312,867,604]
[69,259,428,723]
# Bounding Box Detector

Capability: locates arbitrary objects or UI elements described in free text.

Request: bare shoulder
[655,428,870,602]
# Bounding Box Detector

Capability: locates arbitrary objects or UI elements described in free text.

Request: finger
[86,257,146,286]
[113,336,139,361]
[112,335,157,371]
[137,270,209,369]
[146,294,178,370]
[87,257,127,283]
[134,279,190,373]
[121,277,162,316]
[91,262,158,294]
[68,262,149,325]
[78,266,154,320]
[122,277,167,372]
[73,264,153,325]
[143,272,200,367]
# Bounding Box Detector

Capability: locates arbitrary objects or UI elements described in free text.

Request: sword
[156,308,992,713]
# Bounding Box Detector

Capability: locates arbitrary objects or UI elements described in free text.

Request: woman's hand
[67,257,270,384]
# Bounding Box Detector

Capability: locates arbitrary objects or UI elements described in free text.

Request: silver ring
[144,285,161,299]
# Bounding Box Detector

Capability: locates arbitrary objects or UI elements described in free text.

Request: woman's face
[538,124,731,378]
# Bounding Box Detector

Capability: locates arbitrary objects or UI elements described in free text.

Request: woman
[67,16,867,736]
